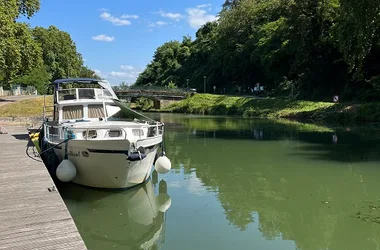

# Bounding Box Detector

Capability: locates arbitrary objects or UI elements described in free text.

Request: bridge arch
[115,87,196,109]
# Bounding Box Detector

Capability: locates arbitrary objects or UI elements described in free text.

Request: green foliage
[79,65,101,79]
[33,26,83,80]
[136,0,380,102]
[163,93,380,123]
[334,0,380,79]
[112,81,129,91]
[0,0,90,89]
[164,93,334,117]
[17,0,40,18]
[13,66,51,94]
[166,81,178,89]
[135,97,154,110]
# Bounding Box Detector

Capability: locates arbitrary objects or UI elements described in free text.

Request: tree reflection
[161,114,380,250]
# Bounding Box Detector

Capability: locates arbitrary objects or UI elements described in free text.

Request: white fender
[154,156,171,174]
[56,159,77,182]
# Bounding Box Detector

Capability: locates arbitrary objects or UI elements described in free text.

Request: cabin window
[78,89,95,99]
[107,129,122,138]
[58,89,77,101]
[62,105,83,120]
[132,129,144,137]
[88,105,105,118]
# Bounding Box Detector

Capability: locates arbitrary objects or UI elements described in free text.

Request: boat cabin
[44,78,162,142]
[51,79,119,124]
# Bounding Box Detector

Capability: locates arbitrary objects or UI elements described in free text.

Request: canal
[60,113,380,250]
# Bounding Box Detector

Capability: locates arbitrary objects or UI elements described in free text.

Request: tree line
[135,0,380,101]
[0,0,99,93]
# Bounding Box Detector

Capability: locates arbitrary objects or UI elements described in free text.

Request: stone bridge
[115,87,196,109]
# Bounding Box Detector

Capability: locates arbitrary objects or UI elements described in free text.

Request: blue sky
[22,0,224,85]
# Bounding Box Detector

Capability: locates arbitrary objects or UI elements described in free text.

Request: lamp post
[186,78,189,90]
[204,76,206,93]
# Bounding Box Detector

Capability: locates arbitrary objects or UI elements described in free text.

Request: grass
[3,94,380,125]
[163,94,334,117]
[162,93,380,124]
[0,96,53,118]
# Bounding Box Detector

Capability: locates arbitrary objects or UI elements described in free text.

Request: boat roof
[52,78,107,85]
[52,78,118,100]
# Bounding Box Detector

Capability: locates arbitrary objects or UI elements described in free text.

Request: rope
[161,126,166,157]
[39,138,72,155]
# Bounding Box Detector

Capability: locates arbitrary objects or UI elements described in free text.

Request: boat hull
[51,139,160,189]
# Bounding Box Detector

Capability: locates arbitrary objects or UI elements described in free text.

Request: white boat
[39,78,171,189]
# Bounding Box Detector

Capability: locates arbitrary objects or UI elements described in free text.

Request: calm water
[60,114,380,250]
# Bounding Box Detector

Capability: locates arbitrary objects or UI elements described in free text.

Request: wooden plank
[0,126,87,250]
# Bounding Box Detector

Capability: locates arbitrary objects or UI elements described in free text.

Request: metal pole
[204,76,206,93]
[186,79,189,90]
[291,82,294,99]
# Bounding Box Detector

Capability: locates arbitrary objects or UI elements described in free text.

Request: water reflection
[60,113,380,250]
[157,113,380,250]
[60,175,171,250]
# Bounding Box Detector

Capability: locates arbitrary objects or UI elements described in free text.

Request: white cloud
[148,21,167,27]
[94,68,142,85]
[121,14,139,19]
[186,6,217,29]
[94,69,103,77]
[98,8,109,12]
[187,174,206,196]
[196,3,212,8]
[92,34,115,42]
[157,10,184,21]
[100,12,131,26]
[110,71,129,77]
[121,65,134,70]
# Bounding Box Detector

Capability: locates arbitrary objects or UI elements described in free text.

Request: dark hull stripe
[87,149,129,155]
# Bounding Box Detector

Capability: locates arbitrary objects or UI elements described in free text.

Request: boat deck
[0,126,87,250]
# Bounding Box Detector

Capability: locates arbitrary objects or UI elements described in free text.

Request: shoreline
[143,94,380,125]
[2,94,380,127]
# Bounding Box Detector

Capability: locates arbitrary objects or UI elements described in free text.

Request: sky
[21,0,224,85]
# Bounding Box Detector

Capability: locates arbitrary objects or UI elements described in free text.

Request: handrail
[115,86,196,93]
[44,122,164,142]
[56,88,114,102]
[46,125,128,140]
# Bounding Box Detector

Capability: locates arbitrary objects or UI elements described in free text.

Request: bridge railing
[114,86,197,94]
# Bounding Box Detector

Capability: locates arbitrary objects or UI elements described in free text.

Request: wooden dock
[0,126,87,250]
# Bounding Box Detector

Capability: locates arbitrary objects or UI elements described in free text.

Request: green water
[60,114,380,250]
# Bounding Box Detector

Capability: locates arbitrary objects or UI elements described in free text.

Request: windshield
[107,99,156,123]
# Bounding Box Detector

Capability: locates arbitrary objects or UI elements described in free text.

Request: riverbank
[0,96,53,126]
[161,94,380,124]
[2,94,379,125]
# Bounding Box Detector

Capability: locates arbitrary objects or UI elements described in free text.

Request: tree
[17,0,40,18]
[13,65,51,94]
[112,81,129,91]
[334,0,380,80]
[33,26,83,80]
[135,40,185,86]
[0,0,20,86]
[79,66,101,79]
[222,0,242,11]
[136,0,380,101]
[0,1,43,87]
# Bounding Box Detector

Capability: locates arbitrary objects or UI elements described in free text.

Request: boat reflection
[61,170,171,250]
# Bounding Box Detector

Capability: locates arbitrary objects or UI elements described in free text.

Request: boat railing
[56,88,113,103]
[44,122,163,142]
